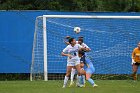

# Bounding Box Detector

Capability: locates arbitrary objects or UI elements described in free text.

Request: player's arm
[61,46,72,58]
[63,36,71,45]
[79,47,86,51]
[61,52,72,58]
[77,44,87,51]
[84,47,90,52]
[131,49,136,64]
[64,40,70,45]
[82,47,90,52]
[83,43,91,52]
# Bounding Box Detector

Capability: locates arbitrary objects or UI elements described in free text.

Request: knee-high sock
[87,78,94,85]
[70,68,76,82]
[82,75,86,84]
[63,76,69,86]
[77,75,84,85]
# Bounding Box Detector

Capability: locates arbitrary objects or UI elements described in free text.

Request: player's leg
[63,66,73,88]
[76,68,86,87]
[86,69,94,85]
[82,75,86,86]
[76,75,79,86]
[80,63,86,87]
[132,63,138,80]
[75,64,84,86]
[69,67,76,87]
[71,68,76,82]
[86,68,98,87]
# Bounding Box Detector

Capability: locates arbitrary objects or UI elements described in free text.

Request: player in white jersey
[64,36,91,87]
[61,38,86,88]
[70,37,91,87]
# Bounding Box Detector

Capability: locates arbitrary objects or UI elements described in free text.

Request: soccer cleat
[93,83,98,87]
[62,85,66,88]
[69,81,74,87]
[76,84,84,88]
[79,85,84,88]
[82,84,86,87]
[82,80,86,87]
[76,82,79,87]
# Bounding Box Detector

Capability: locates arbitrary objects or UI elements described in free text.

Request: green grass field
[0,80,140,93]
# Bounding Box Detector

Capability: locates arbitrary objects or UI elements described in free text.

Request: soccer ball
[74,27,81,34]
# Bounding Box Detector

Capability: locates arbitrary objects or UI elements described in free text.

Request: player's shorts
[85,66,95,74]
[133,62,140,66]
[67,61,80,66]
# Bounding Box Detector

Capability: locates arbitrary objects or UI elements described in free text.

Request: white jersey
[63,44,82,63]
[76,41,90,49]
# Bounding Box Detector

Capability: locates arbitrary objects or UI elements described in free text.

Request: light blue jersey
[80,55,95,74]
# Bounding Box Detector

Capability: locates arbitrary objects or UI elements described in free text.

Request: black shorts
[134,62,140,66]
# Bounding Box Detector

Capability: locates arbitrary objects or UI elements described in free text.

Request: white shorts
[67,61,80,66]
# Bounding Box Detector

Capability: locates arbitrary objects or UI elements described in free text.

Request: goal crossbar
[43,15,140,19]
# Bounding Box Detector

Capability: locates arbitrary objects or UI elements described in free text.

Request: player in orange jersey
[132,42,140,80]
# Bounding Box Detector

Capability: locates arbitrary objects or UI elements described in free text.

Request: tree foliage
[0,0,140,12]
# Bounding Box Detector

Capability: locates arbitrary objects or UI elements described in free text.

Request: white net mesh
[31,15,140,81]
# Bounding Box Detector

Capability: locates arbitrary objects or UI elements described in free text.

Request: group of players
[61,35,140,88]
[61,36,98,88]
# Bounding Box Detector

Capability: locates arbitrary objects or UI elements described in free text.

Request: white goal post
[43,15,140,19]
[30,15,140,81]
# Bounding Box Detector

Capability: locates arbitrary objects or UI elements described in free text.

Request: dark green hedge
[0,73,137,81]
[0,0,140,12]
[0,73,30,80]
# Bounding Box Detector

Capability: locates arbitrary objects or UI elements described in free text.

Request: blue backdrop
[0,11,140,74]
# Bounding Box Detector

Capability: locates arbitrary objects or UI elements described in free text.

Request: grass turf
[0,80,140,93]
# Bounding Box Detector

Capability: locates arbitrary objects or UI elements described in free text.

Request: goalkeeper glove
[132,59,136,65]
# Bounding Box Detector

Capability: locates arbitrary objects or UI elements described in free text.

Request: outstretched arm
[61,52,72,59]
[63,36,71,45]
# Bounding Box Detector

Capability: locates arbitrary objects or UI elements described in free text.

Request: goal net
[30,15,140,81]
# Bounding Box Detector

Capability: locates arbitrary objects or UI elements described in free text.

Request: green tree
[0,0,140,11]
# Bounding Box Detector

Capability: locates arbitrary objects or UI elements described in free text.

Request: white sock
[76,75,79,85]
[63,76,69,86]
[70,68,76,82]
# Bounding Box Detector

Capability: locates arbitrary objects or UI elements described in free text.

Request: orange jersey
[132,47,140,63]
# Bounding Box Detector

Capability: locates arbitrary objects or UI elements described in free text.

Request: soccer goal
[30,15,140,81]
